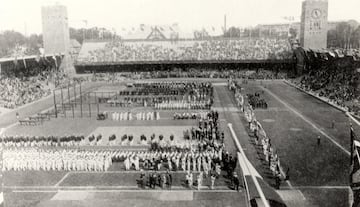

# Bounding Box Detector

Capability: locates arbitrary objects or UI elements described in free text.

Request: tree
[193,28,210,39]
[0,30,42,58]
[69,27,121,44]
[327,21,360,49]
[223,27,241,38]
[289,28,298,39]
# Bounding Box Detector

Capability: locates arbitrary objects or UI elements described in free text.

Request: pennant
[13,56,18,68]
[350,127,360,207]
[35,54,40,63]
[0,192,3,207]
[23,57,27,68]
[52,56,58,68]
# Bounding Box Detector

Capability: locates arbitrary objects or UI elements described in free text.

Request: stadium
[0,1,360,207]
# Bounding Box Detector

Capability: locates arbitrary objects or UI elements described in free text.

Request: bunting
[23,57,27,68]
[350,126,360,207]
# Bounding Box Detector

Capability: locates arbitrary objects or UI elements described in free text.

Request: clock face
[312,9,322,19]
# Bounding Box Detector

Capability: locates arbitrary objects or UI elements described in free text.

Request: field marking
[0,122,18,136]
[347,112,360,127]
[9,185,235,193]
[223,86,296,191]
[260,86,350,156]
[13,190,59,193]
[66,170,200,174]
[282,185,350,190]
[54,172,71,187]
[5,185,138,189]
[279,167,293,189]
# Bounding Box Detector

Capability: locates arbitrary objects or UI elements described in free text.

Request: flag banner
[351,128,360,185]
[0,192,3,207]
[351,127,360,207]
[13,57,18,68]
[256,121,267,139]
[351,140,360,188]
[35,54,40,63]
[52,56,58,68]
[23,57,27,68]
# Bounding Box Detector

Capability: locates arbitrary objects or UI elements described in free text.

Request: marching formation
[173,111,209,120]
[3,148,112,171]
[247,92,268,109]
[119,149,223,175]
[105,111,160,121]
[245,105,283,187]
[105,81,214,110]
[0,135,85,147]
[154,100,211,110]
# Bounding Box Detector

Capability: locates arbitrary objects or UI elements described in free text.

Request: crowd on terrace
[0,62,76,109]
[78,38,292,63]
[90,68,288,82]
[0,76,51,109]
[293,56,360,115]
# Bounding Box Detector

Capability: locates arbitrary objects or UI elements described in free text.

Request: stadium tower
[300,0,328,49]
[41,4,74,74]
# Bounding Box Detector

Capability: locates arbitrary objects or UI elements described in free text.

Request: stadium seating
[293,53,360,115]
[77,38,292,63]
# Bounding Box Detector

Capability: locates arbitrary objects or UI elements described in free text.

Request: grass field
[2,79,358,207]
[234,80,356,207]
[2,80,245,207]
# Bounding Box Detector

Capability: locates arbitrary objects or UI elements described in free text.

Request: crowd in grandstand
[78,38,292,63]
[293,55,360,115]
[0,76,51,109]
[0,57,80,109]
[90,68,288,82]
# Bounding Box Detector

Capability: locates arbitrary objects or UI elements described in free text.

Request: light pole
[82,20,88,42]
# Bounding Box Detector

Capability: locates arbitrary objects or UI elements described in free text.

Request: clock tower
[300,0,328,49]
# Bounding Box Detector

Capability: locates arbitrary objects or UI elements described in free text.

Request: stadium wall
[74,60,296,74]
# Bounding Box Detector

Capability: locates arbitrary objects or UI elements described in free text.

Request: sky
[0,0,359,35]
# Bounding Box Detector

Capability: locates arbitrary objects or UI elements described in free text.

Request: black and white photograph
[0,0,359,206]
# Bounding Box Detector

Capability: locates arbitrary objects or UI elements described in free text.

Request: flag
[350,126,360,207]
[35,54,40,63]
[0,192,3,207]
[23,57,27,68]
[256,120,267,139]
[52,56,58,68]
[13,56,18,68]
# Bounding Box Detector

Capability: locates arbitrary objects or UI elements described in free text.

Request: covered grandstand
[74,38,295,73]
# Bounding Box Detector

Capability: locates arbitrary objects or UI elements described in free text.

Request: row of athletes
[122,149,224,175]
[133,81,213,91]
[119,89,212,101]
[154,100,212,110]
[2,148,112,171]
[1,135,85,147]
[105,111,160,121]
[173,111,209,120]
[228,79,246,111]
